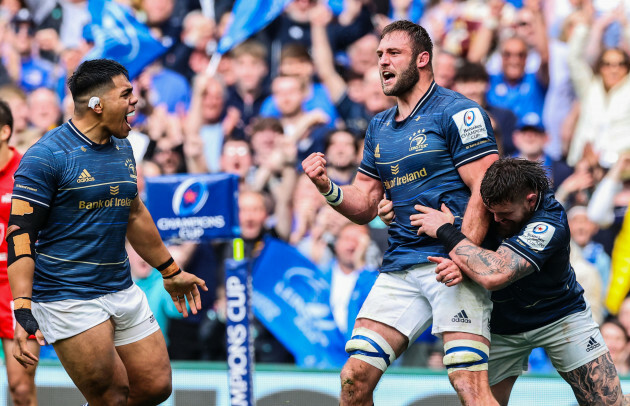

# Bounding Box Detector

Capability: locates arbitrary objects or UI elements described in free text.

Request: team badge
[409,130,428,152]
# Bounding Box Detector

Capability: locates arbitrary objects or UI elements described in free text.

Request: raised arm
[302,152,383,224]
[457,154,497,245]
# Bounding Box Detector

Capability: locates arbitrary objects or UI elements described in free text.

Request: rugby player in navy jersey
[5,59,207,405]
[302,21,499,406]
[404,158,629,405]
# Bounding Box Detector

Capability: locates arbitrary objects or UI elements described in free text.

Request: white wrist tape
[321,179,344,206]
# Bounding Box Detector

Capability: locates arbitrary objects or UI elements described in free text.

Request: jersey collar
[68,120,113,149]
[392,81,437,129]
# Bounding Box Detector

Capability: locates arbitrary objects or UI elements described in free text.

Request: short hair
[0,99,13,134]
[480,158,550,207]
[67,59,129,102]
[324,129,359,153]
[249,117,283,136]
[381,20,433,64]
[454,62,490,84]
[273,73,307,91]
[0,84,26,102]
[232,39,268,62]
[595,48,630,74]
[280,43,312,63]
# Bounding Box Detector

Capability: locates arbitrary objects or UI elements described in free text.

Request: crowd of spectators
[1,0,630,375]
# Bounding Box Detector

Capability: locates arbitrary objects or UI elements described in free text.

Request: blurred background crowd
[1,0,630,376]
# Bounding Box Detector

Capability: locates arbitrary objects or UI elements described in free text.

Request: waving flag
[84,0,168,79]
[217,0,292,54]
[252,238,348,368]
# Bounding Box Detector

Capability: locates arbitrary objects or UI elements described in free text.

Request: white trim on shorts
[32,283,160,345]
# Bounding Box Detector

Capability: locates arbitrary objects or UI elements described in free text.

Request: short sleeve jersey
[490,190,586,335]
[12,121,138,302]
[359,83,498,272]
[0,148,21,279]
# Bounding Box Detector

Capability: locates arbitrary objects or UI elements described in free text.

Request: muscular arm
[449,241,535,291]
[457,154,497,245]
[337,173,384,224]
[126,196,172,267]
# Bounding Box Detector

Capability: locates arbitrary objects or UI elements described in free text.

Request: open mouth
[382,71,395,85]
[124,111,135,129]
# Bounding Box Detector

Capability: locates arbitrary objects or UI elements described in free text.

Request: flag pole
[206,52,222,76]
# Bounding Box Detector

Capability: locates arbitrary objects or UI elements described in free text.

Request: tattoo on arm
[452,242,535,289]
[559,352,624,406]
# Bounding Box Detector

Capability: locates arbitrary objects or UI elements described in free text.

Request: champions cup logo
[533,224,548,234]
[172,178,210,216]
[464,110,475,126]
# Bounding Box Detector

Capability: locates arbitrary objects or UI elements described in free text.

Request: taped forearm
[7,199,48,266]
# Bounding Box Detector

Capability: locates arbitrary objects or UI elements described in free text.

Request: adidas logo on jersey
[77,169,95,183]
[586,336,601,352]
[452,310,472,324]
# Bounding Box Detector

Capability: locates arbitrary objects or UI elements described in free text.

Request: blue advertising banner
[226,257,255,406]
[252,238,348,369]
[145,173,239,242]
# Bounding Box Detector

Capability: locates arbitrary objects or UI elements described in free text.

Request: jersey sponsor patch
[451,107,489,144]
[517,222,556,251]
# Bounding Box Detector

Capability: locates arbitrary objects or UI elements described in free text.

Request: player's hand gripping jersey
[359,83,498,272]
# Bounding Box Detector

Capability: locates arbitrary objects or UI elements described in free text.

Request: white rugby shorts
[356,262,493,343]
[488,304,608,386]
[32,283,159,345]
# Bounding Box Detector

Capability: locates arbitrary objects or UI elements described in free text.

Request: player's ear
[417,51,430,69]
[88,96,102,114]
[0,124,10,142]
[526,192,538,209]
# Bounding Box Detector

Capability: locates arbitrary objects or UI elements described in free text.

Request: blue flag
[252,238,348,368]
[217,0,292,54]
[84,0,169,79]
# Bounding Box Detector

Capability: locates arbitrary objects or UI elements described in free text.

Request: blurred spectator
[486,34,548,128]
[601,317,630,375]
[166,9,216,80]
[569,237,604,325]
[511,120,572,188]
[269,74,329,162]
[151,136,186,175]
[27,86,60,133]
[310,4,393,135]
[555,158,598,209]
[137,61,191,113]
[325,223,378,340]
[567,15,630,168]
[226,40,269,137]
[453,61,517,156]
[220,139,255,185]
[432,50,459,89]
[10,8,65,95]
[324,129,359,186]
[345,33,379,76]
[261,43,338,124]
[0,84,39,152]
[290,173,326,246]
[127,241,182,346]
[568,206,611,300]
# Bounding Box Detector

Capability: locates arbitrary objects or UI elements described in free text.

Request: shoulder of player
[367,106,397,132]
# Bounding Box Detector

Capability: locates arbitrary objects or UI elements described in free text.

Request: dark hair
[595,48,630,74]
[454,62,490,84]
[67,59,129,102]
[381,20,433,65]
[249,117,284,136]
[0,99,13,137]
[324,129,360,154]
[280,43,312,63]
[480,158,550,207]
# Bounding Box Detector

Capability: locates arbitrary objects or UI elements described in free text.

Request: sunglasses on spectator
[502,51,527,59]
[224,146,249,157]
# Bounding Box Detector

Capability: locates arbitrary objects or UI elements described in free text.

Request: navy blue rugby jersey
[490,190,586,335]
[12,120,137,302]
[359,82,498,272]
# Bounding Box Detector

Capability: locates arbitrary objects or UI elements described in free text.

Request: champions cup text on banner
[226,256,255,406]
[144,173,239,242]
[85,0,169,79]
[252,238,349,368]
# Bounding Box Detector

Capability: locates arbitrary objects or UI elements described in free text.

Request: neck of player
[72,116,113,145]
[396,73,434,121]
